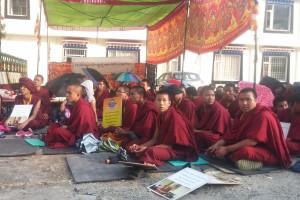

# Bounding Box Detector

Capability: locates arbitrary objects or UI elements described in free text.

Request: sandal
[15,130,25,138]
[24,131,34,138]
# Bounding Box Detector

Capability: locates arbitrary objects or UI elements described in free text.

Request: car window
[157,74,164,82]
[174,73,200,81]
[173,73,182,80]
[163,73,171,81]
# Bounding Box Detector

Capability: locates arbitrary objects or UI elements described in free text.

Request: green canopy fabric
[43,0,183,28]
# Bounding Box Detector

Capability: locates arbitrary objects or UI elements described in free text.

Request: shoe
[235,159,263,170]
[15,130,26,138]
[24,131,34,138]
[103,138,120,153]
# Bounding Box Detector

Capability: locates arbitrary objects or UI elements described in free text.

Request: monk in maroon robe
[220,83,239,119]
[128,90,198,166]
[208,88,291,170]
[4,78,47,137]
[167,84,196,125]
[286,94,300,155]
[116,86,158,151]
[186,86,202,107]
[45,84,98,148]
[194,86,232,151]
[140,79,156,102]
[95,79,110,119]
[272,95,288,114]
[33,74,52,122]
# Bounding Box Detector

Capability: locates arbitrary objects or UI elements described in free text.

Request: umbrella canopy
[111,72,141,82]
[238,81,275,107]
[46,73,85,97]
[82,68,110,89]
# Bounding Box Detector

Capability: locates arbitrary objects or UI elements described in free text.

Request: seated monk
[207,88,291,170]
[128,90,198,166]
[167,84,196,125]
[101,85,137,144]
[140,79,156,102]
[194,86,232,152]
[186,86,202,107]
[4,77,47,138]
[33,74,52,123]
[45,83,98,148]
[117,86,158,151]
[272,95,288,114]
[220,83,239,119]
[95,79,110,120]
[286,94,300,155]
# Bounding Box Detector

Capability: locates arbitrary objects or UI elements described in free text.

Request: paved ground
[0,153,299,200]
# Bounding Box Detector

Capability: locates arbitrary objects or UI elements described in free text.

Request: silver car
[156,71,204,88]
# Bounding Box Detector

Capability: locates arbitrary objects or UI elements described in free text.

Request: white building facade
[1,0,299,85]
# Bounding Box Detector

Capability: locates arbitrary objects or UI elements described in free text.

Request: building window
[5,0,30,19]
[264,0,293,33]
[63,43,87,62]
[262,51,290,82]
[106,42,141,63]
[212,49,243,83]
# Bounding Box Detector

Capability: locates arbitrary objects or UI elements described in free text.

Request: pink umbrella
[238,81,274,107]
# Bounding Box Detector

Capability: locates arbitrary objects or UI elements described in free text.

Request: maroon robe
[45,98,98,148]
[222,104,291,168]
[192,96,202,108]
[195,101,232,151]
[175,98,195,125]
[95,89,110,118]
[277,108,292,123]
[33,87,52,121]
[122,99,138,129]
[14,94,47,131]
[146,90,156,102]
[123,100,158,150]
[286,114,300,155]
[139,107,198,166]
[220,98,239,119]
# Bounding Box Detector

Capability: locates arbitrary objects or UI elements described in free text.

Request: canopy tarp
[43,0,257,64]
[43,0,182,29]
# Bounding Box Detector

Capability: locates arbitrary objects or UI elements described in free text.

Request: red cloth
[220,99,240,119]
[139,107,198,166]
[14,94,47,131]
[19,77,36,93]
[286,114,300,155]
[286,141,300,155]
[146,90,156,102]
[122,99,138,129]
[222,104,291,168]
[123,100,158,150]
[95,89,110,118]
[33,87,52,120]
[192,96,202,108]
[131,100,158,139]
[277,108,292,122]
[175,98,195,125]
[231,146,280,165]
[45,98,98,148]
[195,101,232,151]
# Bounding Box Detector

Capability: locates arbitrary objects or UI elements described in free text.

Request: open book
[7,105,33,127]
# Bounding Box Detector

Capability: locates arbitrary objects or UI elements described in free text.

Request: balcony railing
[0,52,27,85]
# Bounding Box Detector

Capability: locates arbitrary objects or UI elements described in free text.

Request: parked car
[156,71,205,88]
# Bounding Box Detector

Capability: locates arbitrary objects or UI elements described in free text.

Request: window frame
[4,0,30,20]
[261,52,290,83]
[63,43,87,62]
[264,1,294,34]
[106,47,140,63]
[211,50,243,84]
